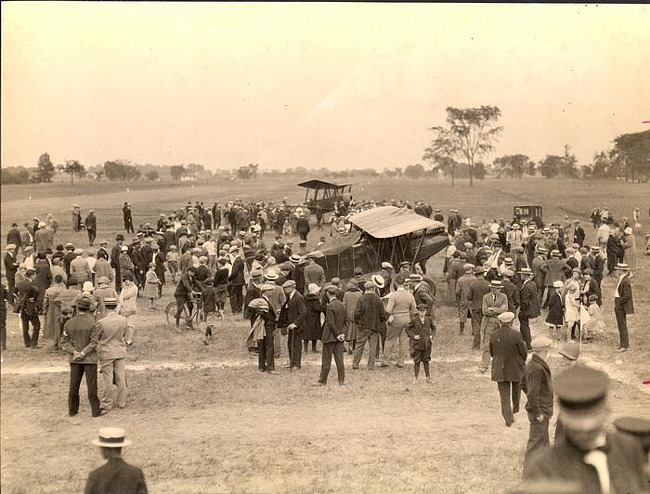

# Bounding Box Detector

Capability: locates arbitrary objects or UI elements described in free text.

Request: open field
[2,177,650,493]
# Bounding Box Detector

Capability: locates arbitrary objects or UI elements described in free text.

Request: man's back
[85,457,147,494]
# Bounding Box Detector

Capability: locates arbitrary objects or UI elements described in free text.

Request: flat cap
[497,312,515,323]
[281,280,296,289]
[613,417,650,449]
[363,280,375,290]
[416,303,428,310]
[558,341,580,361]
[531,336,552,351]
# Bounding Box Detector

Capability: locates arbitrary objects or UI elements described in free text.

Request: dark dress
[302,293,323,342]
[545,290,564,326]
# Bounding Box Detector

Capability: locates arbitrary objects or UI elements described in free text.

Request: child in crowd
[406,303,436,384]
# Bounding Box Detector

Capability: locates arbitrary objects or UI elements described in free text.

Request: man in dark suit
[518,268,539,351]
[352,280,387,370]
[123,202,134,234]
[489,312,527,427]
[572,220,586,247]
[521,337,554,474]
[14,267,41,348]
[525,366,648,492]
[85,427,148,494]
[316,285,346,386]
[6,223,22,251]
[228,250,246,314]
[278,280,306,370]
[243,270,263,323]
[614,263,634,352]
[4,244,20,305]
[110,235,125,293]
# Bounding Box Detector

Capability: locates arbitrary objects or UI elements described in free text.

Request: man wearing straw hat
[613,262,634,353]
[85,427,148,494]
[524,366,648,492]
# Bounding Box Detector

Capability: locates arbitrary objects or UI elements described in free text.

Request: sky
[2,3,649,171]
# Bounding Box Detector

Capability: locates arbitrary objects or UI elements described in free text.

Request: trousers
[523,412,550,476]
[287,328,302,368]
[352,328,379,369]
[69,363,101,417]
[470,309,482,349]
[21,311,41,348]
[229,285,243,313]
[382,316,410,366]
[319,341,345,385]
[614,305,629,348]
[518,313,532,349]
[497,381,521,425]
[100,358,127,410]
[481,319,498,370]
[258,333,275,371]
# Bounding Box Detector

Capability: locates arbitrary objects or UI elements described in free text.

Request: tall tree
[36,153,55,182]
[424,106,502,186]
[58,160,86,185]
[492,154,533,179]
[423,127,459,185]
[613,130,650,182]
[404,163,425,179]
[170,165,185,181]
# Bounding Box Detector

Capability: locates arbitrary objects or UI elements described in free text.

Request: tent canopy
[349,206,443,239]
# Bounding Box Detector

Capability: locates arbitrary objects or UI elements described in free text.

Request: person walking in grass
[315,285,346,386]
[405,303,436,384]
[143,263,161,311]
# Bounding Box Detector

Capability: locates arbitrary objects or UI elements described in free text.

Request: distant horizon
[2,3,648,170]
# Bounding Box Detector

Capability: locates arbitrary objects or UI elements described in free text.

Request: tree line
[2,122,648,185]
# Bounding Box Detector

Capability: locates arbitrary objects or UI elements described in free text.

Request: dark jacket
[502,279,520,312]
[4,252,20,280]
[545,290,564,326]
[519,279,540,318]
[322,298,346,343]
[489,326,527,382]
[243,283,262,321]
[14,279,40,315]
[302,293,323,341]
[406,313,435,351]
[525,432,647,494]
[521,353,553,418]
[61,313,100,364]
[354,291,387,332]
[228,257,245,286]
[614,275,634,314]
[466,277,490,311]
[84,457,148,494]
[279,291,307,333]
[6,227,22,248]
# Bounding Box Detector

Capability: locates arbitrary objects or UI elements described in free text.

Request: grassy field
[1,177,649,493]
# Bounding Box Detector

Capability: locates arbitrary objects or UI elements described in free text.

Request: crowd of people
[1,197,648,493]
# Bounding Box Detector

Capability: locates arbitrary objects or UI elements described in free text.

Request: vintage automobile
[298,179,352,213]
[302,206,449,280]
[513,205,543,228]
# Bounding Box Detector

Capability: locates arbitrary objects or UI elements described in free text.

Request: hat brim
[92,438,132,447]
[558,407,609,432]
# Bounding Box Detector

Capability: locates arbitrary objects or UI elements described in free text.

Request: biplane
[303,206,449,280]
[297,179,352,213]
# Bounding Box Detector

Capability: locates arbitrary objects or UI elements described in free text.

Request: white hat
[92,427,132,447]
[497,312,515,324]
[553,280,564,288]
[82,281,94,292]
[121,245,129,251]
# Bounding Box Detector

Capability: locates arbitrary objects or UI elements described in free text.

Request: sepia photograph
[1,2,649,493]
